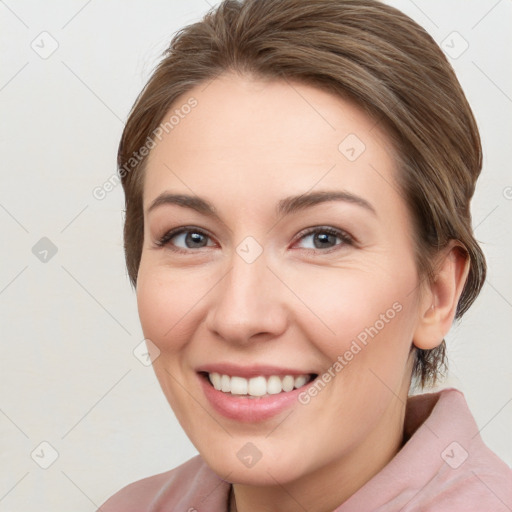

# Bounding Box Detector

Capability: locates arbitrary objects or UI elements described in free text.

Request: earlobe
[413,241,470,350]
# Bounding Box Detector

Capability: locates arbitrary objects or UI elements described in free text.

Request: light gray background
[0,1,511,510]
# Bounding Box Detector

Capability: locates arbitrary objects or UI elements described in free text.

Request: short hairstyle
[117,0,486,390]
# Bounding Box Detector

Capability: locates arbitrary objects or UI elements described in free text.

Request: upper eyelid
[296,225,353,241]
[156,226,215,247]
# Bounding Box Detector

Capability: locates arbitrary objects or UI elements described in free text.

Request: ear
[413,241,470,350]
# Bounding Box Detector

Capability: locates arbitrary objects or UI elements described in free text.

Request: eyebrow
[146,190,376,219]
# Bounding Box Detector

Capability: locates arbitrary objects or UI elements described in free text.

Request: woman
[99,0,512,510]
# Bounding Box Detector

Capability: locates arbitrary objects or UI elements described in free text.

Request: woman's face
[137,72,424,486]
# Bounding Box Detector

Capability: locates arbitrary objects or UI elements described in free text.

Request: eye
[294,226,353,252]
[155,225,354,254]
[155,227,216,252]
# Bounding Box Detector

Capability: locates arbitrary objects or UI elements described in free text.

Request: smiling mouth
[199,371,318,398]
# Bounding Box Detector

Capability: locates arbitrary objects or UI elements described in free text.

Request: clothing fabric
[98,387,512,511]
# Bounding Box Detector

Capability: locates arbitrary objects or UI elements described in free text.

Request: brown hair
[118,0,486,390]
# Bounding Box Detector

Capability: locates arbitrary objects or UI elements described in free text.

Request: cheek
[135,263,205,351]
[136,272,167,343]
[292,265,416,351]
[135,264,205,419]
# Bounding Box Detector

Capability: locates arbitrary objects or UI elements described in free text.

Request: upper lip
[196,363,317,379]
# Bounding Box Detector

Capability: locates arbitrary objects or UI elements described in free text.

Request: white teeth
[282,375,295,392]
[207,372,312,397]
[210,372,221,390]
[294,375,307,388]
[266,375,282,395]
[248,376,267,396]
[230,376,248,395]
[221,374,230,392]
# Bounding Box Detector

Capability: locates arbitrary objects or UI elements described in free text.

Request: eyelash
[154,225,355,255]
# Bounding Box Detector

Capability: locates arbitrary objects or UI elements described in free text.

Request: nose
[205,245,288,345]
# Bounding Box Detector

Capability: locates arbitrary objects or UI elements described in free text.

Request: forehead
[143,72,401,215]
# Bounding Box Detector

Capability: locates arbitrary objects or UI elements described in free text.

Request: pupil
[315,232,334,248]
[187,232,205,247]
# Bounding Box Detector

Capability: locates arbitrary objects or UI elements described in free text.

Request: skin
[136,72,469,512]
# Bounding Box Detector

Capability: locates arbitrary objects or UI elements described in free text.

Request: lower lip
[198,373,312,423]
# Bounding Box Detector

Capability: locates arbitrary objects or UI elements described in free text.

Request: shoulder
[97,454,230,512]
[419,455,512,511]
[412,387,512,511]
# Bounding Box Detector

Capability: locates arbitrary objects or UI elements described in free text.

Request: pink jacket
[99,387,512,511]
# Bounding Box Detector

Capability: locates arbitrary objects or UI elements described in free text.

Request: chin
[197,439,309,487]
